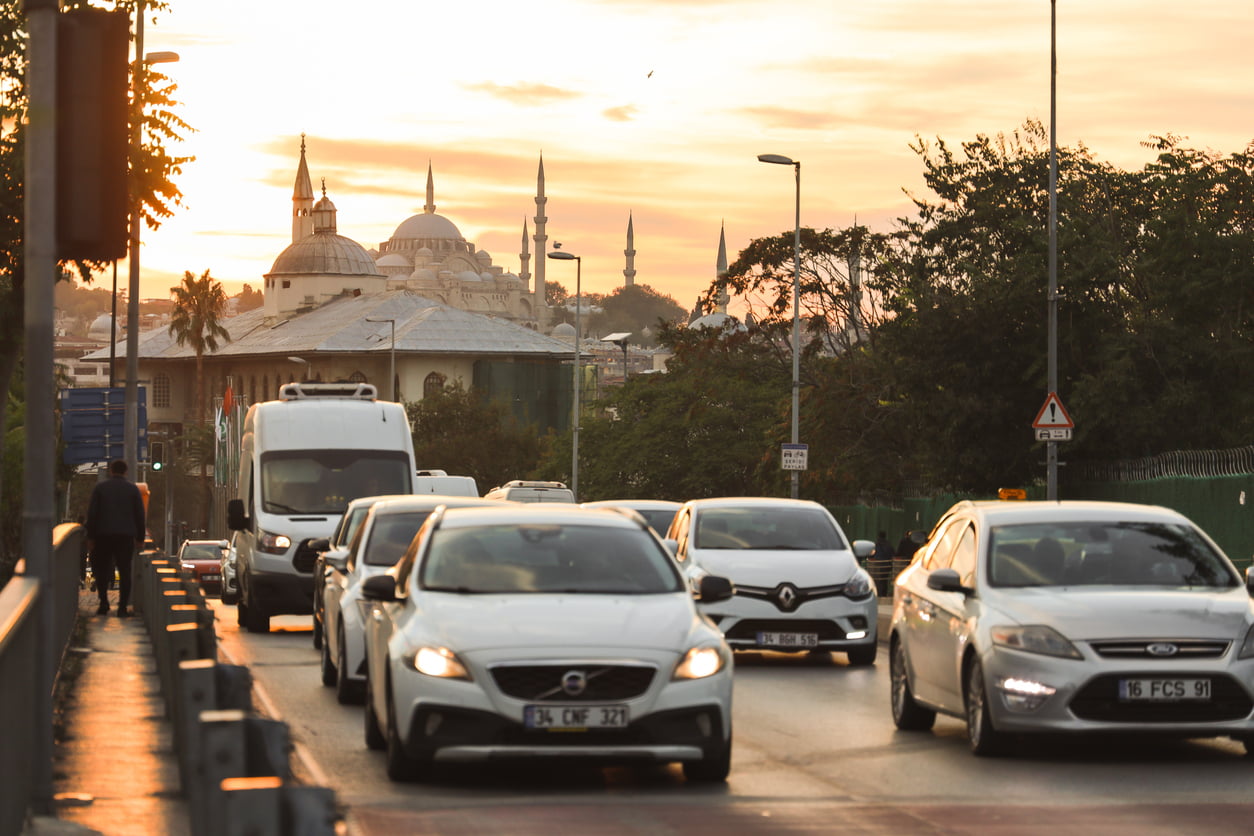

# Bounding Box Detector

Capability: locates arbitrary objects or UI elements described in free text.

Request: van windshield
[260,450,412,514]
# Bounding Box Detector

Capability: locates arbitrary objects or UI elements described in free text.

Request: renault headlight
[672,645,728,680]
[405,646,472,680]
[1238,624,1254,660]
[990,625,1082,660]
[845,569,874,600]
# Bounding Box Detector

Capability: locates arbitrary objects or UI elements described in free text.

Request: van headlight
[257,530,292,555]
[990,625,1082,659]
[1238,625,1254,660]
[672,645,728,680]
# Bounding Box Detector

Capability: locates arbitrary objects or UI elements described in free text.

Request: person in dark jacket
[85,459,146,616]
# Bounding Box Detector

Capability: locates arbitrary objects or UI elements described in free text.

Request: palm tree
[168,269,231,424]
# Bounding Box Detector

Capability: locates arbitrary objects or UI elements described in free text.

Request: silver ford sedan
[889,500,1254,756]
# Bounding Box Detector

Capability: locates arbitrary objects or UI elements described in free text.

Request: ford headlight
[845,569,874,599]
[405,646,472,680]
[672,645,728,680]
[990,625,1082,660]
[1239,625,1254,660]
[257,530,292,555]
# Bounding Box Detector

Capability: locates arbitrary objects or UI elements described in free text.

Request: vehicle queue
[199,478,1254,784]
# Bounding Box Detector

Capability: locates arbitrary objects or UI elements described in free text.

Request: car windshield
[694,507,848,551]
[636,509,677,538]
[260,450,412,514]
[420,523,684,594]
[987,521,1239,588]
[181,544,221,561]
[363,512,432,567]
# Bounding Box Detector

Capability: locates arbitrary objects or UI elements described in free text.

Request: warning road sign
[1032,392,1074,429]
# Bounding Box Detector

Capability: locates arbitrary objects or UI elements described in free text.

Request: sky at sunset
[121,0,1254,317]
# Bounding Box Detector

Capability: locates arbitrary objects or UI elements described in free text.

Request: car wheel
[683,728,732,783]
[320,628,337,686]
[385,685,430,782]
[847,642,877,666]
[965,658,1009,756]
[335,626,365,705]
[243,601,270,634]
[364,675,386,751]
[890,640,936,731]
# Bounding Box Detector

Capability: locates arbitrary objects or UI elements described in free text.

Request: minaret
[519,218,532,295]
[424,162,436,214]
[532,155,548,329]
[623,213,637,287]
[715,222,730,314]
[292,134,315,243]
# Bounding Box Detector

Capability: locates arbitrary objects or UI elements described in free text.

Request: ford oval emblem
[1146,642,1178,657]
[562,670,588,696]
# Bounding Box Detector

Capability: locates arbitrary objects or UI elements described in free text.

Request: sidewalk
[24,585,191,836]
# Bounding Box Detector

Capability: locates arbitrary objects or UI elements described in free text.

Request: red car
[178,539,229,596]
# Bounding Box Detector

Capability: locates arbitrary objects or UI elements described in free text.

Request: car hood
[989,587,1254,640]
[416,593,700,653]
[691,549,858,587]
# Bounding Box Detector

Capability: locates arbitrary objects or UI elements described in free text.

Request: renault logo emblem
[1146,643,1179,657]
[561,670,588,696]
[775,583,800,611]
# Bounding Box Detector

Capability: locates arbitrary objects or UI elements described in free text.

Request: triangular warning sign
[1032,392,1074,428]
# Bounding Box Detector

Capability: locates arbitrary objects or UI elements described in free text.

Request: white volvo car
[665,497,878,664]
[360,505,735,782]
[890,500,1254,756]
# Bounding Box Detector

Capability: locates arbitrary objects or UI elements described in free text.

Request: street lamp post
[548,248,581,501]
[124,0,179,478]
[366,317,397,401]
[758,153,802,500]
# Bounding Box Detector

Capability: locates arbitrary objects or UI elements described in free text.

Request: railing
[0,523,86,836]
[1073,446,1254,481]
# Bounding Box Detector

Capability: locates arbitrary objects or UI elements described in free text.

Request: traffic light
[151,441,164,471]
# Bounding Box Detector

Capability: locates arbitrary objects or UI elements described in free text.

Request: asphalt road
[210,602,1254,835]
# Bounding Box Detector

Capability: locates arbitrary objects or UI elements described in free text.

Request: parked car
[482,480,575,503]
[581,499,682,539]
[319,495,507,704]
[889,499,1254,756]
[309,494,413,650]
[360,504,735,783]
[665,497,878,664]
[220,534,241,605]
[178,539,230,596]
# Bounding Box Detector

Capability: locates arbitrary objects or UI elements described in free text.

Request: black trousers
[90,534,135,608]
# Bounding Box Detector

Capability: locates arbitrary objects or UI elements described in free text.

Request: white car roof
[582,499,682,511]
[435,504,642,530]
[369,496,509,516]
[952,500,1190,526]
[681,497,829,511]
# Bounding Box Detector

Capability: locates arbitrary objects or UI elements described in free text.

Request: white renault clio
[360,505,735,782]
[665,497,878,664]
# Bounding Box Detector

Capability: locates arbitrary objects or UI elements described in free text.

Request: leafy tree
[168,269,230,423]
[233,282,263,312]
[407,382,546,491]
[584,283,685,347]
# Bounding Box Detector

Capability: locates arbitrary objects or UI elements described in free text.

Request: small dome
[269,232,383,277]
[391,212,463,242]
[688,312,746,333]
[459,270,481,283]
[87,313,116,340]
[476,249,491,263]
[411,268,437,281]
[376,252,410,268]
[416,246,433,257]
[551,322,575,338]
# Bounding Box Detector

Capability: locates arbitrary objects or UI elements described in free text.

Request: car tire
[965,658,1010,756]
[221,589,238,606]
[890,640,936,731]
[847,642,877,666]
[683,728,732,783]
[385,686,431,782]
[364,675,386,751]
[243,600,270,634]
[335,626,365,705]
[320,629,337,686]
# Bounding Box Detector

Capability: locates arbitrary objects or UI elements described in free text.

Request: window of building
[424,372,446,399]
[153,373,171,408]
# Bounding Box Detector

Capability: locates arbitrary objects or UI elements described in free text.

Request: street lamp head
[144,51,180,65]
[548,250,577,261]
[286,356,305,364]
[758,153,797,166]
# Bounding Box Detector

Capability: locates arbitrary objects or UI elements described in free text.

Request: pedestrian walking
[870,531,895,596]
[85,459,146,616]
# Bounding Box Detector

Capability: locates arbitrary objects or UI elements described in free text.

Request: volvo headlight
[845,569,874,599]
[257,530,292,555]
[672,645,727,680]
[1238,624,1254,660]
[404,646,471,680]
[990,625,1082,659]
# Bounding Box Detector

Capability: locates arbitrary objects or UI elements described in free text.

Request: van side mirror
[227,499,249,531]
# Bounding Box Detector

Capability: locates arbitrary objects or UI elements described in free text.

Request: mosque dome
[391,212,464,242]
[269,232,383,277]
[87,313,116,340]
[551,322,575,338]
[459,270,482,283]
[376,252,409,268]
[476,249,492,263]
[687,312,746,333]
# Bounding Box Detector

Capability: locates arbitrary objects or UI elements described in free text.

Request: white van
[413,469,479,497]
[483,479,576,503]
[226,382,416,633]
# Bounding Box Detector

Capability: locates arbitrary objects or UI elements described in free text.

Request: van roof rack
[278,382,378,401]
[499,480,568,489]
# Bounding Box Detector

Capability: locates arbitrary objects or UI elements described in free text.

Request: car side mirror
[851,539,875,560]
[1246,566,1254,595]
[308,538,331,553]
[227,499,249,531]
[360,573,397,601]
[696,575,734,604]
[324,552,348,573]
[926,567,968,594]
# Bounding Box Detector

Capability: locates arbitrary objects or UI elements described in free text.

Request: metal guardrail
[1073,445,1254,481]
[132,551,338,835]
[0,523,86,836]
